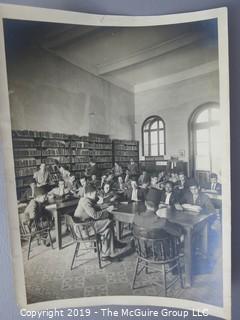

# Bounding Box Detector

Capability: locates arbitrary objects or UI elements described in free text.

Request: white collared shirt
[165,192,172,205]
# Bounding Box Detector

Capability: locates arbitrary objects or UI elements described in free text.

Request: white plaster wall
[134,71,219,162]
[7,47,135,139]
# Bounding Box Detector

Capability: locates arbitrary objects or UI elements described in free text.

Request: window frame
[188,102,220,177]
[142,115,166,157]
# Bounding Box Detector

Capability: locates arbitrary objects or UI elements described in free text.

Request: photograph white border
[0,4,230,319]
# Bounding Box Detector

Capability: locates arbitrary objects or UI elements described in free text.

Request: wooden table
[111,202,215,288]
[46,197,79,250]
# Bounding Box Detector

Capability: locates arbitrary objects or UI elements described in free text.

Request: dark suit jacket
[181,191,215,214]
[205,182,222,195]
[133,209,182,239]
[159,192,179,206]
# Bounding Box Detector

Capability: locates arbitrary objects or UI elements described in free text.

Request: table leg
[115,221,122,241]
[184,228,192,288]
[53,208,62,250]
[201,222,209,258]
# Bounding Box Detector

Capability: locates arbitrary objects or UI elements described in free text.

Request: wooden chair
[65,214,102,270]
[22,216,54,260]
[132,230,184,296]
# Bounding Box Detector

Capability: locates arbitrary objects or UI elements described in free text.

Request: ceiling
[4,20,218,93]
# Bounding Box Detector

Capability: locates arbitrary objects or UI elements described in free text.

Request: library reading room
[4,18,223,305]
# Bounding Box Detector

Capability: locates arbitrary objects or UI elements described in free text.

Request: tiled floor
[22,227,223,306]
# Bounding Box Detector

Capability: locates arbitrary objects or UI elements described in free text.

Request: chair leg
[177,260,184,288]
[27,236,32,260]
[145,261,148,274]
[132,257,140,290]
[48,229,54,249]
[71,242,80,270]
[163,264,167,297]
[96,239,102,269]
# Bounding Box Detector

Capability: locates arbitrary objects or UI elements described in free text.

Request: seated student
[174,172,188,200]
[33,163,50,187]
[168,170,179,186]
[138,182,150,202]
[133,196,182,239]
[85,159,98,179]
[127,158,139,180]
[98,183,118,204]
[150,174,160,189]
[203,173,222,195]
[74,184,125,261]
[21,186,53,245]
[125,180,142,202]
[145,175,163,207]
[76,176,87,198]
[138,170,150,186]
[113,162,123,178]
[158,171,166,183]
[53,160,70,183]
[159,181,179,207]
[180,179,215,214]
[124,169,130,184]
[48,179,70,199]
[91,174,101,190]
[65,173,79,193]
[100,174,107,189]
[113,176,127,191]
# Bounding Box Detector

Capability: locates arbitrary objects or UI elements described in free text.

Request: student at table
[203,173,222,195]
[138,182,150,202]
[21,186,53,245]
[147,175,163,207]
[76,176,87,198]
[74,184,125,262]
[127,158,139,180]
[138,169,150,186]
[48,179,70,199]
[91,174,101,190]
[65,173,79,194]
[33,163,50,187]
[85,159,98,178]
[133,196,182,239]
[53,160,70,183]
[98,182,118,204]
[180,179,215,214]
[159,181,179,207]
[113,162,123,178]
[174,172,188,200]
[125,180,141,202]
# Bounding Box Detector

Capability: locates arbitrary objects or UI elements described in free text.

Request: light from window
[142,116,166,156]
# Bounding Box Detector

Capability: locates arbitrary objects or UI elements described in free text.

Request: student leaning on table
[74,183,126,262]
[179,178,215,214]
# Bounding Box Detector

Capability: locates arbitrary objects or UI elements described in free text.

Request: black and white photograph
[0,5,230,319]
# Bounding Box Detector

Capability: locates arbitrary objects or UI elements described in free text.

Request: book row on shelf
[43,157,71,165]
[14,159,41,168]
[114,145,138,151]
[14,150,41,158]
[12,130,139,181]
[13,140,41,148]
[114,156,139,162]
[88,143,112,150]
[89,150,112,156]
[15,166,37,177]
[42,149,72,156]
[114,150,138,157]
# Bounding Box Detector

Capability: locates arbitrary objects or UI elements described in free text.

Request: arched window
[189,102,220,179]
[142,115,166,156]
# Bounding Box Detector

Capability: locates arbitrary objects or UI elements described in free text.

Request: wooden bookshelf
[88,133,113,171]
[12,130,139,200]
[70,135,89,178]
[112,139,139,169]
